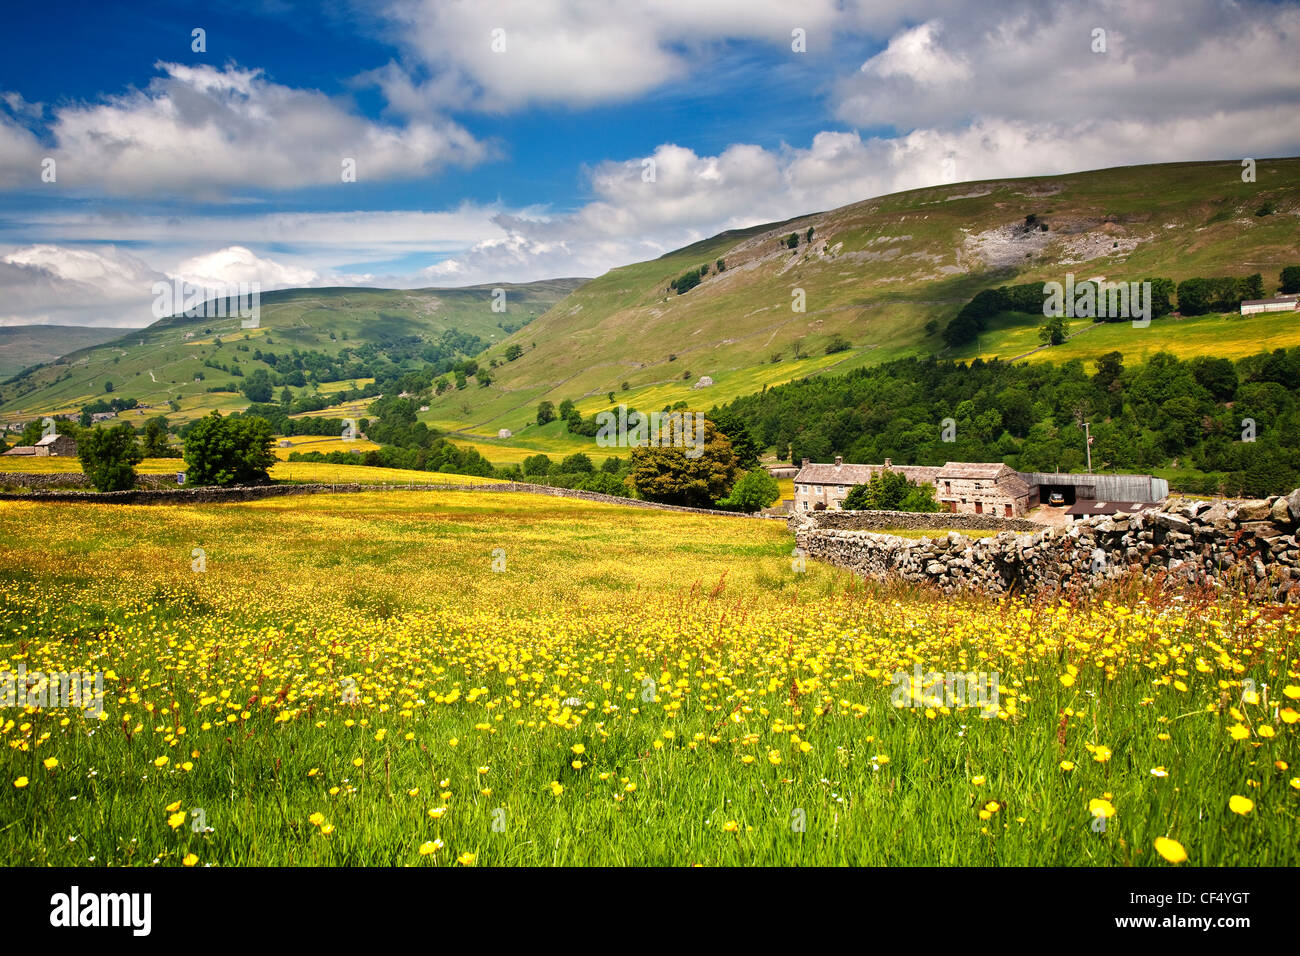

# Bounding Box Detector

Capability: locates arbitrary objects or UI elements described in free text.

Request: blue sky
[1,0,1298,325]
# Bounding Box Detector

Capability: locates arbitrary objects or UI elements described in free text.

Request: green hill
[5,158,1298,465]
[0,281,584,424]
[0,325,121,379]
[418,158,1300,452]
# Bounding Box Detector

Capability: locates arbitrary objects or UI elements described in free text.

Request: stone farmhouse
[794,457,1164,518]
[3,433,78,457]
[795,458,1030,516]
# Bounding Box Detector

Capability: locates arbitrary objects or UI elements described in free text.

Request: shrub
[718,469,780,512]
[843,471,941,512]
[182,412,275,486]
[78,423,143,492]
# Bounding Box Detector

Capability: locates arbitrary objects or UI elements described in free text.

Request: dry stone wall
[791,492,1300,602]
[1,471,190,491]
[798,510,1043,534]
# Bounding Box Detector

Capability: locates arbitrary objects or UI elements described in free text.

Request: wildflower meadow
[1,490,1295,866]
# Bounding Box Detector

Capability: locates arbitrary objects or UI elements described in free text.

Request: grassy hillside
[421,158,1300,456]
[5,159,1298,470]
[0,325,121,378]
[0,281,584,425]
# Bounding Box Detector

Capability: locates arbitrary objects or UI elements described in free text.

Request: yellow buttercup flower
[1088,798,1116,819]
[1228,795,1253,815]
[1153,837,1187,864]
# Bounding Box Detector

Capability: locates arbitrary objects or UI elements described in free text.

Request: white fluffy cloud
[172,247,320,292]
[0,245,166,326]
[0,244,338,327]
[3,62,487,197]
[419,0,1300,284]
[375,0,847,110]
[836,1,1300,130]
[5,0,1300,311]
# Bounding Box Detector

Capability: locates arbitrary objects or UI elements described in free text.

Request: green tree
[1280,266,1300,294]
[708,410,762,470]
[241,368,273,403]
[536,401,556,425]
[504,344,524,361]
[78,423,143,492]
[625,420,740,507]
[575,471,628,496]
[842,470,940,512]
[141,417,173,457]
[718,468,780,512]
[182,412,275,486]
[522,453,552,476]
[1039,315,1068,346]
[559,452,594,473]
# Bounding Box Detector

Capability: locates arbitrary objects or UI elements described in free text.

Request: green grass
[951,309,1300,368]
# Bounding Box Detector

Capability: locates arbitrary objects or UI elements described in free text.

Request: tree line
[714,348,1300,497]
[943,267,1296,347]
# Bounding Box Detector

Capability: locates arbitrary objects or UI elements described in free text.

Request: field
[0,455,505,486]
[949,309,1300,368]
[1,490,1296,866]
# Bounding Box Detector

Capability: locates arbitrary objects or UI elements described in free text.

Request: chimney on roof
[884,458,892,469]
[834,456,843,467]
[801,458,809,467]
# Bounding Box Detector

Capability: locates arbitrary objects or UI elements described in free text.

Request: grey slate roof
[795,462,941,486]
